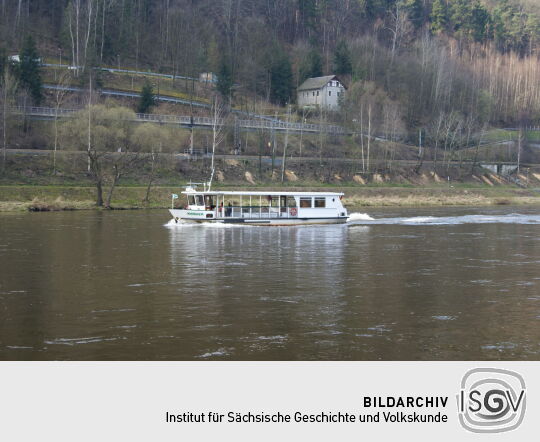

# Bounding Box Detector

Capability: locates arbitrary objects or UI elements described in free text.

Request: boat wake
[347,213,540,226]
[347,212,375,221]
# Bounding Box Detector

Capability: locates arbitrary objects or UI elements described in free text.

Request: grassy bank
[1,185,539,212]
[0,185,179,211]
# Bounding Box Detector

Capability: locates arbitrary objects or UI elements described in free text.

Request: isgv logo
[457,368,526,433]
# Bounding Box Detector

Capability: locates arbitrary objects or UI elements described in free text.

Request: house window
[313,91,315,97]
[317,90,319,96]
[329,91,331,96]
[314,197,326,208]
[299,197,312,208]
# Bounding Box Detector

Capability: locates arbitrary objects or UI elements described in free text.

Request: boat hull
[169,209,347,225]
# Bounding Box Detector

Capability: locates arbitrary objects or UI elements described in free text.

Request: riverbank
[1,185,539,212]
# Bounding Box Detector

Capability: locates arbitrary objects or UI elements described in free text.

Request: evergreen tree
[137,81,156,114]
[270,53,293,106]
[308,49,323,78]
[333,41,352,76]
[18,36,43,104]
[299,0,318,36]
[361,0,385,20]
[450,0,474,40]
[471,2,490,43]
[430,0,448,34]
[403,0,424,29]
[508,13,527,54]
[525,15,540,54]
[492,7,509,51]
[216,58,233,101]
[299,48,323,83]
[0,47,6,80]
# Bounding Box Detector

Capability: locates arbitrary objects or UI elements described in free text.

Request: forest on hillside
[1,0,540,141]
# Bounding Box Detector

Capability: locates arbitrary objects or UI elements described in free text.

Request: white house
[8,54,42,64]
[297,75,346,110]
[199,72,218,84]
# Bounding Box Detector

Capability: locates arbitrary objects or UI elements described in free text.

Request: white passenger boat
[169,186,348,225]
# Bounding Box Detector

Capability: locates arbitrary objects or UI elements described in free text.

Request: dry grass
[1,185,540,212]
[344,193,540,208]
[0,197,95,212]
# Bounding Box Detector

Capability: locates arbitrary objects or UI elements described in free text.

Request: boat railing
[217,205,298,219]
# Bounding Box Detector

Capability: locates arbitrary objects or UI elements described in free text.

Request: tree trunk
[471,125,486,175]
[367,104,372,172]
[88,151,103,207]
[360,104,365,173]
[281,105,291,183]
[53,111,59,174]
[2,93,6,172]
[517,127,522,174]
[105,166,120,209]
[95,177,103,207]
[144,153,155,203]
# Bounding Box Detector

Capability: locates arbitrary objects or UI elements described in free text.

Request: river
[1,206,539,360]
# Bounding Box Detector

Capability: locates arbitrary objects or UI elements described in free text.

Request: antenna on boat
[207,168,215,192]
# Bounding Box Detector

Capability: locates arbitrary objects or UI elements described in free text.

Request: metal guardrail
[43,63,205,83]
[42,84,211,108]
[182,149,209,156]
[10,106,348,134]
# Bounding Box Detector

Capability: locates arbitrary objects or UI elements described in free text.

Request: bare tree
[280,104,291,183]
[318,107,327,166]
[208,95,227,190]
[67,0,94,75]
[133,123,169,203]
[1,69,18,173]
[104,107,139,209]
[359,103,365,172]
[386,3,412,64]
[471,124,487,174]
[366,103,372,172]
[517,126,524,174]
[61,105,137,207]
[83,0,94,70]
[53,72,71,174]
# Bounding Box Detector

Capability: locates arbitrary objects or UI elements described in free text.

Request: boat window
[269,196,279,207]
[196,195,204,206]
[314,197,326,208]
[188,196,195,205]
[287,196,297,207]
[299,197,312,208]
[204,195,215,208]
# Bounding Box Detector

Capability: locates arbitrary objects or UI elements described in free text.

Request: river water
[1,206,539,360]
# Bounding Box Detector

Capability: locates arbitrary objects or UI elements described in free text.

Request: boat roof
[181,190,344,196]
